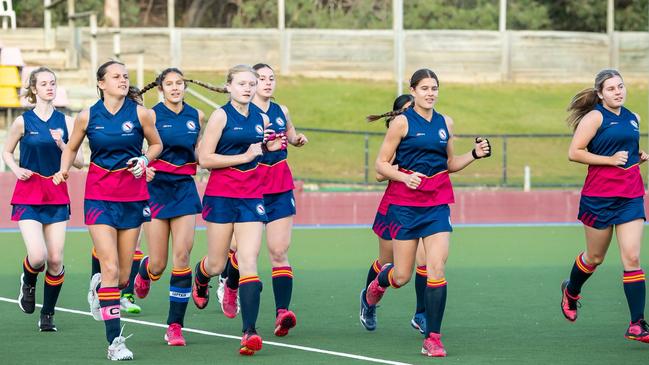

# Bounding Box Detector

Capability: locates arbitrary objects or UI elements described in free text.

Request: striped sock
[220,249,235,281]
[415,266,427,314]
[22,256,44,286]
[168,267,192,326]
[377,263,400,288]
[239,275,262,332]
[91,248,100,277]
[123,250,144,295]
[425,278,447,335]
[138,256,161,282]
[194,257,211,286]
[98,287,121,344]
[623,269,646,323]
[272,266,293,314]
[42,268,65,315]
[567,252,596,297]
[226,253,240,290]
[365,259,382,289]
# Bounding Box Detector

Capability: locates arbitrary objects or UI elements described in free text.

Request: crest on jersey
[438,129,447,141]
[275,117,285,127]
[255,124,264,135]
[631,120,639,129]
[186,120,197,131]
[143,206,151,217]
[122,121,134,133]
[255,204,266,215]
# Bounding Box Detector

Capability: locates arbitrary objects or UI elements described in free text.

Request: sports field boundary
[0,296,413,365]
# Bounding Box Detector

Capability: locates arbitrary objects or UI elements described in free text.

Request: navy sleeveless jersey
[256,101,294,194]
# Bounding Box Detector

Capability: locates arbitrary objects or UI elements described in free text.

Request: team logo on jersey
[122,121,134,133]
[438,129,447,141]
[631,120,639,129]
[255,204,266,216]
[275,117,285,127]
[143,206,151,218]
[255,124,264,135]
[186,120,197,131]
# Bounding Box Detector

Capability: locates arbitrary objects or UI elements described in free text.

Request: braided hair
[138,68,230,100]
[366,94,414,127]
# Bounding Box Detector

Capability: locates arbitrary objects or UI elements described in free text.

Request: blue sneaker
[411,312,427,335]
[359,288,377,331]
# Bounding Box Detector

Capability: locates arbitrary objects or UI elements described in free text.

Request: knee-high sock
[425,278,447,335]
[415,266,427,314]
[226,252,240,290]
[376,263,401,288]
[566,252,596,297]
[194,257,211,286]
[168,267,192,326]
[221,249,235,281]
[624,270,646,323]
[91,248,101,277]
[42,268,65,315]
[272,266,293,314]
[365,259,382,289]
[98,287,121,344]
[239,276,262,332]
[23,256,44,286]
[122,250,144,295]
[138,256,162,282]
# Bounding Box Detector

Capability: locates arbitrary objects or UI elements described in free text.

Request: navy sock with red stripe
[624,270,646,323]
[42,268,64,315]
[22,256,44,286]
[425,278,447,335]
[566,252,596,297]
[365,259,382,289]
[415,266,427,314]
[272,266,293,314]
[239,276,262,332]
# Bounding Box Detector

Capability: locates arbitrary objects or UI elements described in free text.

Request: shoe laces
[124,294,136,304]
[564,291,581,310]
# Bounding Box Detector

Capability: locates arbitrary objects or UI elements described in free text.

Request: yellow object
[0,86,21,107]
[0,65,21,87]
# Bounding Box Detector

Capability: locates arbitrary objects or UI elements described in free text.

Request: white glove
[127,155,149,178]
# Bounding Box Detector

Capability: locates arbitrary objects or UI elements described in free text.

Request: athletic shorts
[578,196,645,229]
[11,204,70,224]
[148,175,202,219]
[384,204,452,240]
[202,196,268,223]
[263,190,296,223]
[84,199,151,229]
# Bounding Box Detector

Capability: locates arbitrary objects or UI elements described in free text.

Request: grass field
[2,226,648,364]
[141,73,649,187]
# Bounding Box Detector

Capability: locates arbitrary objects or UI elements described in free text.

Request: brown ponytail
[367,94,414,128]
[185,79,228,94]
[567,69,623,130]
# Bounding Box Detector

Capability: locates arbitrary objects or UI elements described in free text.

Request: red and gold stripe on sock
[575,253,596,274]
[97,287,121,301]
[91,247,99,259]
[272,266,293,279]
[427,278,447,288]
[239,275,260,286]
[23,256,44,274]
[172,267,192,277]
[45,270,65,286]
[230,253,239,270]
[133,250,144,261]
[199,256,210,278]
[146,259,162,281]
[416,266,427,277]
[372,259,382,274]
[228,249,235,260]
[624,270,645,284]
[387,268,401,288]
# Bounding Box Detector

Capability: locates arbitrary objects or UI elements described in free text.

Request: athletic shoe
[625,319,649,343]
[365,278,386,306]
[18,273,36,314]
[192,281,209,309]
[421,332,447,357]
[274,309,297,337]
[216,275,226,304]
[239,330,263,356]
[88,273,102,321]
[120,294,141,314]
[560,279,580,322]
[134,272,150,299]
[359,288,377,331]
[164,323,186,346]
[221,286,239,318]
[38,313,57,332]
[107,329,134,361]
[411,312,427,335]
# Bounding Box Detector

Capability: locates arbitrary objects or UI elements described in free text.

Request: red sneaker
[164,323,186,346]
[192,280,209,309]
[239,331,263,356]
[421,333,447,357]
[221,286,239,318]
[625,319,649,343]
[274,309,297,337]
[560,280,580,322]
[134,273,151,299]
[365,279,386,306]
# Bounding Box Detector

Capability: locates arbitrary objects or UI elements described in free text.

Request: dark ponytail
[366,94,414,128]
[567,69,623,130]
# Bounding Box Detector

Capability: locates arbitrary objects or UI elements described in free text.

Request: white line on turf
[0,296,413,365]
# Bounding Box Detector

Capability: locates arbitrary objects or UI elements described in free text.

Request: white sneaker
[120,295,141,314]
[216,276,226,304]
[88,273,102,321]
[107,328,134,361]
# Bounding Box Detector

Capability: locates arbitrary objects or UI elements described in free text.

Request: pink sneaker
[560,280,580,322]
[274,309,297,337]
[365,279,386,306]
[192,281,209,309]
[134,273,151,299]
[221,286,239,318]
[239,331,263,356]
[164,323,186,346]
[625,319,649,343]
[421,333,447,357]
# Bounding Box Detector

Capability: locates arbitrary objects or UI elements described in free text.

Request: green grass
[1,227,648,364]
[139,73,649,186]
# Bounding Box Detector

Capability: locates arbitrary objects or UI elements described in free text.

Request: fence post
[393,0,404,96]
[364,134,369,184]
[89,13,98,87]
[502,136,508,185]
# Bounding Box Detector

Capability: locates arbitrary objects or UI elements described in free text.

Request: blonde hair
[24,67,56,104]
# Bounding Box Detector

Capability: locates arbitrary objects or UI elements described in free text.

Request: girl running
[54,60,162,361]
[364,69,491,357]
[560,69,649,343]
[3,67,83,331]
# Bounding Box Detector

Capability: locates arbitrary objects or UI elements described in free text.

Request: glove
[127,155,149,178]
[472,137,491,159]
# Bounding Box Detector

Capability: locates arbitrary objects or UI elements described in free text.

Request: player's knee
[172,250,190,269]
[268,246,288,266]
[101,261,119,280]
[624,255,641,269]
[28,253,47,269]
[149,257,167,276]
[587,253,605,266]
[46,254,63,273]
[205,258,225,276]
[392,270,411,287]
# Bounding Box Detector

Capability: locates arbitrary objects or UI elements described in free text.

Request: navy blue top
[19,109,68,176]
[394,107,449,176]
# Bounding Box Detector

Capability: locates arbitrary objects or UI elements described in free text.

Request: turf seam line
[0,296,412,365]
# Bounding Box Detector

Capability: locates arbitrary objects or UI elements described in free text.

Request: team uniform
[578,104,645,228]
[13,109,69,331]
